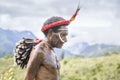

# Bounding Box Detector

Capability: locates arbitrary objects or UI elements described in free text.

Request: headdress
[41,5,80,32]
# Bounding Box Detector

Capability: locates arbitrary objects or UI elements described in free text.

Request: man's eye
[61,34,65,36]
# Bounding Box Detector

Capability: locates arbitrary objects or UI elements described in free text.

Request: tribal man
[24,6,80,80]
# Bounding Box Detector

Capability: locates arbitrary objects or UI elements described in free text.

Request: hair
[42,16,66,36]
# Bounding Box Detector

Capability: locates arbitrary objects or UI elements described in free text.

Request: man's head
[41,16,69,48]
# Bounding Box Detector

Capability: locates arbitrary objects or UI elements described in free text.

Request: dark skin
[24,26,68,80]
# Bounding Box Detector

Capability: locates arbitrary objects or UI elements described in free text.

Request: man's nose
[64,37,67,43]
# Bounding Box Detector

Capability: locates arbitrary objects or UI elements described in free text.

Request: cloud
[0,0,120,45]
[0,0,119,17]
[0,0,55,17]
[0,0,79,17]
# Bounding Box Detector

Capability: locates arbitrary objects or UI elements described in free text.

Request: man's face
[50,26,68,48]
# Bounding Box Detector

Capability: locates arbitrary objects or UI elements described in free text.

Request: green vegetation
[60,54,120,80]
[0,55,25,80]
[0,54,120,80]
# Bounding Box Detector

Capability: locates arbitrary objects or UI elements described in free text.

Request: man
[24,16,69,80]
[24,6,80,80]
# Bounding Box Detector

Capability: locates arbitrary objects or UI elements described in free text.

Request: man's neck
[44,38,54,50]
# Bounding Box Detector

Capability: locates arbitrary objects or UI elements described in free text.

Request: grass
[0,56,25,80]
[0,54,120,80]
[60,54,120,80]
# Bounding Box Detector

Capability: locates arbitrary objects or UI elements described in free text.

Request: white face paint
[52,32,66,43]
[58,33,65,43]
[56,28,68,43]
[51,26,68,48]
[57,28,68,43]
[57,29,68,31]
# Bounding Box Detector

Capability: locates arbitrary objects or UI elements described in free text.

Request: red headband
[41,20,70,32]
[41,6,80,32]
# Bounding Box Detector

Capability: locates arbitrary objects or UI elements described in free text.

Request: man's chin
[56,45,63,48]
[56,46,62,48]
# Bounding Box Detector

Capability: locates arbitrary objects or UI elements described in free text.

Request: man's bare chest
[43,51,60,69]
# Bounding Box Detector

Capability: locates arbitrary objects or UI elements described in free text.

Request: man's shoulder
[35,41,49,50]
[33,41,50,55]
[30,42,45,58]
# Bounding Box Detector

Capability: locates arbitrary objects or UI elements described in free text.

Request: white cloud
[0,0,120,45]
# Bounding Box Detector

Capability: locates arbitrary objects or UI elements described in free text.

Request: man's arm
[24,47,44,80]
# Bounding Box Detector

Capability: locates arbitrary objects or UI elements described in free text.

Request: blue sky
[0,0,120,45]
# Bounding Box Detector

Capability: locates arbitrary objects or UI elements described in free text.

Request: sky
[0,0,120,45]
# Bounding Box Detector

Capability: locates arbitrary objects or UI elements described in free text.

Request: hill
[0,27,120,58]
[0,28,73,58]
[65,39,120,57]
[0,28,36,57]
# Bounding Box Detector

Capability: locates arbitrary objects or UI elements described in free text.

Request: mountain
[54,48,74,59]
[87,47,120,58]
[0,28,73,58]
[0,28,120,58]
[0,28,36,57]
[63,37,120,57]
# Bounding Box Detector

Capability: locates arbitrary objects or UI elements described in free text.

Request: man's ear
[48,29,53,34]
